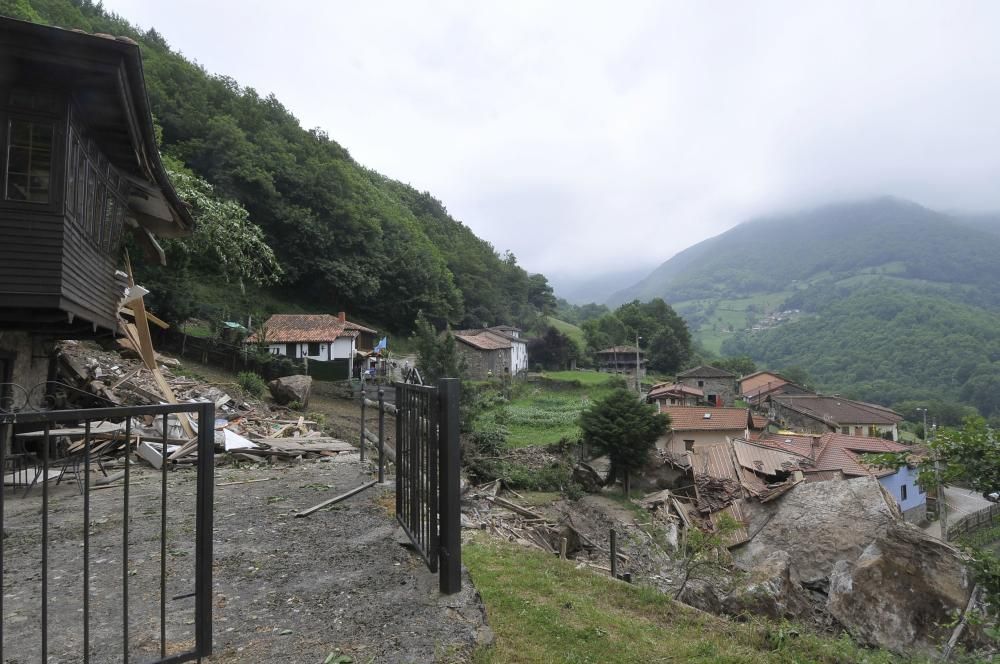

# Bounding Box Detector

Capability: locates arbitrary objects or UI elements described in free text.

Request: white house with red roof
[246,312,377,377]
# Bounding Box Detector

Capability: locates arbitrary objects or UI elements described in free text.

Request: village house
[656,405,764,458]
[453,326,528,380]
[246,313,376,378]
[767,394,903,440]
[646,382,702,408]
[0,18,192,419]
[738,370,813,406]
[595,345,646,391]
[676,365,738,407]
[748,431,925,522]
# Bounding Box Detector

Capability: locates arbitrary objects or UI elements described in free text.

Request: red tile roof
[246,314,371,343]
[754,431,907,478]
[750,413,770,430]
[661,406,750,431]
[454,330,512,351]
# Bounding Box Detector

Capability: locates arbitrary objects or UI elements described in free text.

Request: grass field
[546,316,586,349]
[505,371,619,448]
[466,536,905,664]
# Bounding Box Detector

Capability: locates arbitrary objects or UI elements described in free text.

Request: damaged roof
[646,382,704,401]
[753,431,908,479]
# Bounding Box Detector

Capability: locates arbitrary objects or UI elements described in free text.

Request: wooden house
[246,313,377,378]
[0,18,192,406]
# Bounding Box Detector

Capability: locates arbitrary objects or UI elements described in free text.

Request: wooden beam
[119,305,170,329]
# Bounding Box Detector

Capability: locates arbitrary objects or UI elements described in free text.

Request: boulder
[573,463,603,493]
[734,476,895,586]
[268,374,312,408]
[827,522,973,655]
[723,550,816,621]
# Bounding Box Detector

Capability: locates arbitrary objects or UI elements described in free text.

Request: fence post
[359,386,366,463]
[377,388,385,483]
[610,529,618,579]
[195,402,215,657]
[438,378,461,594]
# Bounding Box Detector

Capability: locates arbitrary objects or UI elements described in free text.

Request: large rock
[573,463,603,493]
[827,522,973,655]
[268,374,312,408]
[734,477,895,585]
[723,550,816,621]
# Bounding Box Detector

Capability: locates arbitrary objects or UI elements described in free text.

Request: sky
[103,1,1000,287]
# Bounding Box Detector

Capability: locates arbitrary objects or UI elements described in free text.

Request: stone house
[767,394,903,441]
[453,327,528,380]
[646,382,702,408]
[676,365,737,407]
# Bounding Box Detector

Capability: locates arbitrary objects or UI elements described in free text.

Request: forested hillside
[3,0,556,332]
[610,198,1000,416]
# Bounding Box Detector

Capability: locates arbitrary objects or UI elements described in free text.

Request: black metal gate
[394,378,461,594]
[0,401,214,663]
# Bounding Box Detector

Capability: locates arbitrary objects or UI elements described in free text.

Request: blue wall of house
[879,465,925,522]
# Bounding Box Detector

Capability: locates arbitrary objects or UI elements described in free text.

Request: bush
[236,371,267,397]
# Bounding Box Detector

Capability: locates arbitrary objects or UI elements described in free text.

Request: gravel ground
[3,455,490,663]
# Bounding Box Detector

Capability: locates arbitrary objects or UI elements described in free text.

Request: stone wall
[771,401,831,434]
[456,345,510,380]
[679,376,737,406]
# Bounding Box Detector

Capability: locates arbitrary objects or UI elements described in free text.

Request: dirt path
[3,456,488,663]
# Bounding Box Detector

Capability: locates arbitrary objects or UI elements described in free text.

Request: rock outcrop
[268,374,312,408]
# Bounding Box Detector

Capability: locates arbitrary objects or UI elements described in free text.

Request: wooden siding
[60,214,121,331]
[0,209,63,297]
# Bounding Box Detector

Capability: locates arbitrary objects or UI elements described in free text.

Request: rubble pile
[54,340,356,466]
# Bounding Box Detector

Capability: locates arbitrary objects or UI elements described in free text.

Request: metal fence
[394,379,461,594]
[0,401,214,663]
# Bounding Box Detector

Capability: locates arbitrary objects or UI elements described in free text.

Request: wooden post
[610,529,618,579]
[560,537,568,560]
[438,378,462,594]
[359,386,366,463]
[377,388,386,483]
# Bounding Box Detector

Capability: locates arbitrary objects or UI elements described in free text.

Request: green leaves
[579,389,668,480]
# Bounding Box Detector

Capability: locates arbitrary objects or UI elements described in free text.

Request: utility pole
[635,332,642,396]
[919,407,948,541]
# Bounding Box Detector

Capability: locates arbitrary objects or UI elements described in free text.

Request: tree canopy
[582,298,692,373]
[579,389,668,489]
[11,0,558,334]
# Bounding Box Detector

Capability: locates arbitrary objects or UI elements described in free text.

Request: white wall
[511,341,528,374]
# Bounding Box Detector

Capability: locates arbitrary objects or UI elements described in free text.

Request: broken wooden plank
[485,495,544,520]
[294,480,378,518]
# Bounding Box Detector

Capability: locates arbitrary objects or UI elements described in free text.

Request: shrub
[237,371,267,397]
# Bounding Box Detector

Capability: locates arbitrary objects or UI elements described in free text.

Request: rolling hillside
[610,198,1000,414]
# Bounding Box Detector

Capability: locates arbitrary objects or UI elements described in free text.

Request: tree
[579,389,668,495]
[412,315,465,383]
[714,356,757,378]
[528,326,577,371]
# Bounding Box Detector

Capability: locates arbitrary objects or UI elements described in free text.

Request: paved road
[923,486,993,540]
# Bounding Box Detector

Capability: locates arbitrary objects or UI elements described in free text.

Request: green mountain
[611,198,1000,415]
[6,0,555,333]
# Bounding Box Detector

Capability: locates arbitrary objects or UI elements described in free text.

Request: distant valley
[594,198,1000,415]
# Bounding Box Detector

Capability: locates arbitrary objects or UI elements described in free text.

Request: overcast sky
[104,1,1000,285]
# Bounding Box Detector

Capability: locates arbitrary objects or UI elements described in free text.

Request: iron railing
[394,378,461,594]
[0,402,214,663]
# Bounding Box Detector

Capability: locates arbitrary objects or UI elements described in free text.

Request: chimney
[338,311,346,322]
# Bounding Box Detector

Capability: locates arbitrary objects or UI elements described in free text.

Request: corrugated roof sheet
[732,439,807,476]
[661,406,750,431]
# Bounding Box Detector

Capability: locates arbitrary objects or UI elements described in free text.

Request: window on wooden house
[6,118,53,203]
